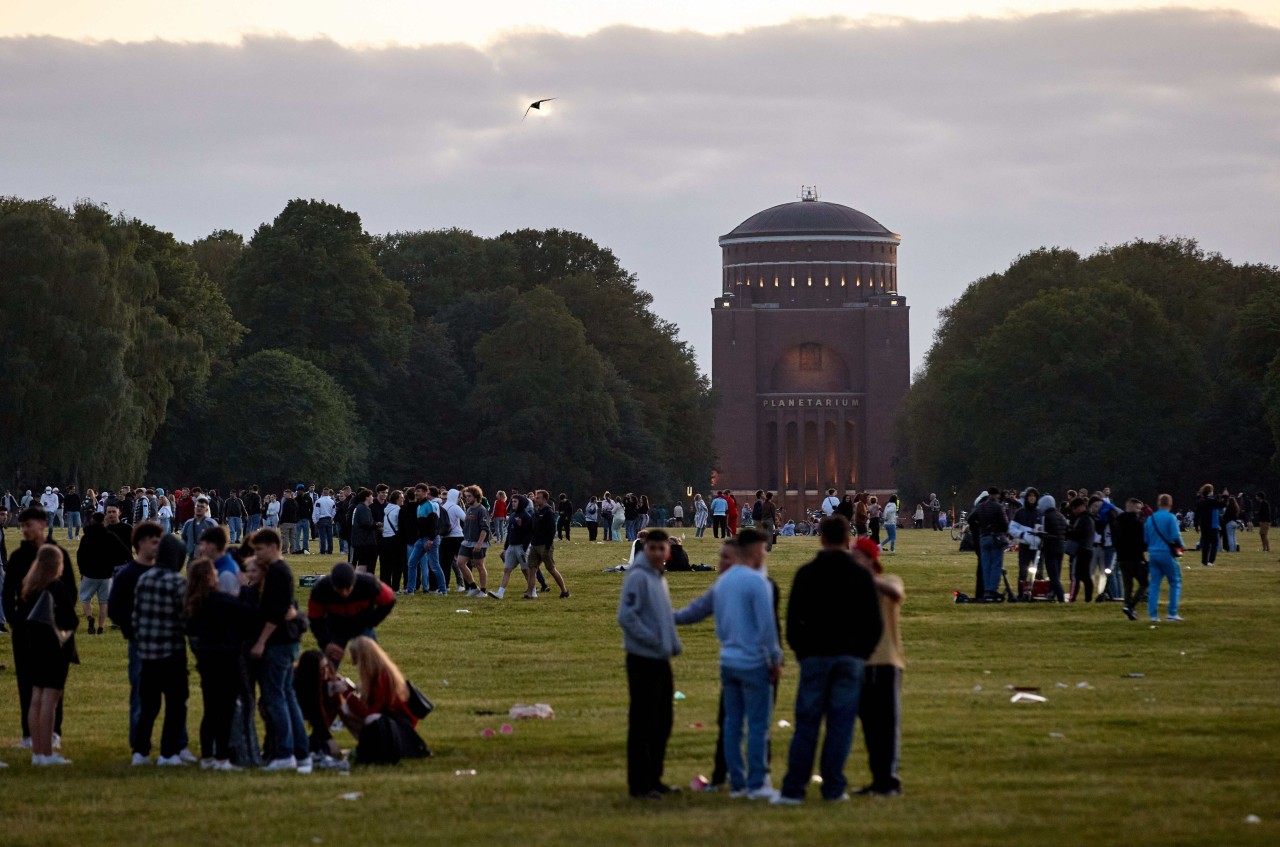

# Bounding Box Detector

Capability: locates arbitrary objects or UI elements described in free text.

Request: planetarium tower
[710,188,910,514]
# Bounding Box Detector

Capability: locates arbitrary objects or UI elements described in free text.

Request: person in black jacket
[306,563,396,665]
[1113,499,1148,620]
[248,528,311,772]
[1036,495,1067,602]
[970,488,1010,602]
[556,493,573,541]
[1011,488,1041,589]
[1193,484,1225,566]
[3,507,78,747]
[77,512,132,634]
[17,543,79,765]
[526,490,569,599]
[185,557,259,770]
[350,489,379,574]
[1066,497,1096,602]
[243,485,263,535]
[1256,492,1271,553]
[776,515,883,804]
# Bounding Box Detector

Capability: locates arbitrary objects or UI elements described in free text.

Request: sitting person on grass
[342,636,430,765]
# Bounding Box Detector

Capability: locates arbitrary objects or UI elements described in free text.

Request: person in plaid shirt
[131,534,193,766]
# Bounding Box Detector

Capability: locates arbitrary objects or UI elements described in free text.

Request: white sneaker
[199,758,217,770]
[262,756,297,772]
[36,753,71,766]
[1166,614,1185,622]
[31,754,46,766]
[14,737,31,750]
[771,794,804,806]
[178,748,198,764]
[747,787,778,801]
[465,588,483,597]
[131,753,151,766]
[212,760,241,772]
[729,788,749,799]
[156,755,186,766]
[296,755,313,774]
[51,733,61,750]
[490,588,504,600]
[0,761,8,768]
[454,585,467,593]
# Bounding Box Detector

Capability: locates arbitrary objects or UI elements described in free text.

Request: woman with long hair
[185,558,257,771]
[492,491,509,544]
[156,496,173,534]
[693,494,709,538]
[343,636,429,764]
[21,544,79,765]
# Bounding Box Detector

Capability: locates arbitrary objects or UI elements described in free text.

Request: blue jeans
[128,641,142,752]
[247,514,262,534]
[884,523,897,551]
[406,538,446,593]
[1102,547,1122,598]
[227,516,243,544]
[66,510,82,539]
[979,535,1005,595]
[492,517,507,543]
[296,520,310,552]
[317,517,334,554]
[1149,557,1182,619]
[721,664,774,791]
[260,643,309,762]
[1224,521,1237,553]
[625,519,640,541]
[781,655,863,800]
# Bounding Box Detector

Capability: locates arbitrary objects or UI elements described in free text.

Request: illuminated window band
[718,234,901,246]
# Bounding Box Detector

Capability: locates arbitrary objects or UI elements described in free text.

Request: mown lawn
[1,526,1277,846]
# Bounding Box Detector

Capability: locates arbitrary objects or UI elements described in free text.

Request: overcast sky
[2,6,1278,374]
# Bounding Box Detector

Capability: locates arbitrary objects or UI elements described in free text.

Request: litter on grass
[688,722,705,729]
[500,724,514,735]
[1056,683,1069,688]
[1076,682,1092,689]
[338,792,363,801]
[1049,732,1065,738]
[455,769,478,777]
[1011,692,1047,703]
[777,720,792,728]
[1245,815,1261,824]
[811,775,824,785]
[481,728,495,738]
[509,703,555,720]
[691,775,711,791]
[674,691,687,701]
[1123,673,1145,678]
[973,685,983,692]
[455,609,471,614]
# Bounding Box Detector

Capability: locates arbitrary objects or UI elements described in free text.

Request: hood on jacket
[157,535,188,572]
[973,491,990,508]
[445,488,460,508]
[1038,494,1057,513]
[1021,487,1040,505]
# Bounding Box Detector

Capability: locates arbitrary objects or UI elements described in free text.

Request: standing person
[1037,495,1068,602]
[760,492,780,549]
[710,492,729,539]
[314,488,337,555]
[63,486,83,540]
[694,494,709,538]
[527,490,570,599]
[307,563,396,666]
[4,507,78,750]
[223,490,247,545]
[1114,498,1149,621]
[335,488,353,560]
[1010,489,1041,589]
[928,493,942,530]
[183,558,258,771]
[278,490,299,556]
[912,503,924,529]
[18,544,80,765]
[195,526,242,595]
[494,493,534,600]
[456,485,492,598]
[0,503,9,634]
[881,495,899,553]
[556,493,573,541]
[76,512,131,635]
[156,496,173,534]
[378,490,405,592]
[774,516,883,805]
[295,486,314,556]
[1256,492,1271,553]
[821,488,840,517]
[585,496,600,541]
[970,487,1010,602]
[600,494,616,542]
[180,497,218,561]
[492,491,509,544]
[854,493,870,538]
[350,489,379,574]
[439,489,467,592]
[131,532,191,766]
[617,529,682,799]
[247,528,312,773]
[868,496,882,545]
[853,536,905,797]
[1193,484,1223,567]
[405,484,446,596]
[1222,493,1240,554]
[243,486,263,536]
[1145,494,1185,622]
[711,528,781,799]
[1066,497,1096,602]
[40,487,60,524]
[107,523,166,762]
[672,500,684,528]
[725,492,739,536]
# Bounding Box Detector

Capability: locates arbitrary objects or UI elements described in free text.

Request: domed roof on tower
[720,188,899,244]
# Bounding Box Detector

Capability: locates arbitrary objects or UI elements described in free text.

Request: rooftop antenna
[799,185,820,202]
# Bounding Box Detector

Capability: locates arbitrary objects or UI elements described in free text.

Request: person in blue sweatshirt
[617,528,682,799]
[709,527,782,799]
[1144,493,1185,622]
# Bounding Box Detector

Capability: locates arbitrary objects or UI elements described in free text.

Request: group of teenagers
[617,515,904,803]
[964,486,1191,621]
[1,500,428,770]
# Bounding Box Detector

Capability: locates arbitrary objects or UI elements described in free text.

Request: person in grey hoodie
[617,528,682,799]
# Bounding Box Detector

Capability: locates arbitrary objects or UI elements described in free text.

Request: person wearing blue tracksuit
[1144,494,1185,622]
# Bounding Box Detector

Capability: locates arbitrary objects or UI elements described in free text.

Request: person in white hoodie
[40,488,60,526]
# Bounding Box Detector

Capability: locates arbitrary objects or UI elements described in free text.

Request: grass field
[1,525,1277,846]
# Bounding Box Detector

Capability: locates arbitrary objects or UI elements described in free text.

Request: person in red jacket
[342,636,430,764]
[306,563,396,666]
[726,492,739,535]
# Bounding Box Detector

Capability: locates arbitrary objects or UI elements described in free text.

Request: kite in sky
[522,98,556,120]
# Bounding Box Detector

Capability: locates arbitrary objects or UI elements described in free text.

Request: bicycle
[950,511,969,542]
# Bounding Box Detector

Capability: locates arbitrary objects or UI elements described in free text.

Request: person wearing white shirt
[821,488,840,517]
[314,489,337,555]
[39,487,59,520]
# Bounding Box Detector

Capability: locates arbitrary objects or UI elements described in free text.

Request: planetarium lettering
[760,397,860,408]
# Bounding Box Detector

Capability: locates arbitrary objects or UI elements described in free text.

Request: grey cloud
[2,8,1278,371]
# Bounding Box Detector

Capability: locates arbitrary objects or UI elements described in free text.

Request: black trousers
[587,521,598,541]
[1118,558,1149,608]
[1017,546,1037,585]
[626,654,673,796]
[1041,541,1066,602]
[1072,547,1094,602]
[557,516,571,541]
[137,652,189,758]
[353,544,378,573]
[859,665,902,792]
[11,624,63,738]
[378,536,405,591]
[870,518,881,544]
[196,651,240,761]
[712,515,728,538]
[439,537,464,587]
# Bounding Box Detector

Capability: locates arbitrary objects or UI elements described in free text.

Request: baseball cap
[854,536,881,565]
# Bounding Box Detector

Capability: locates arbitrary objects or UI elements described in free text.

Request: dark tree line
[2,197,714,500]
[897,239,1280,500]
